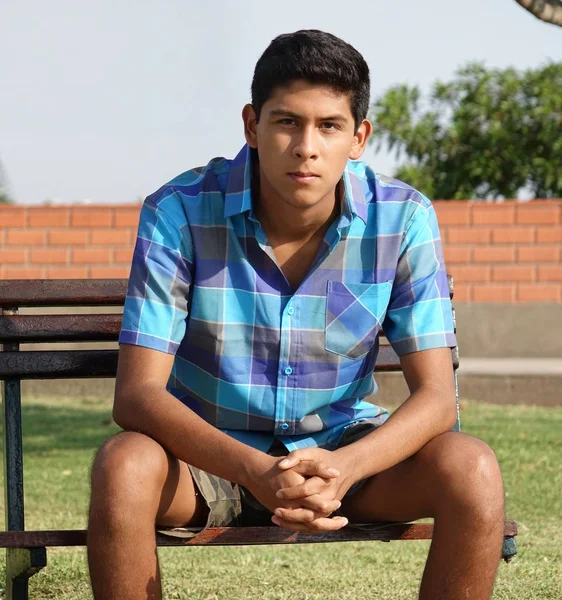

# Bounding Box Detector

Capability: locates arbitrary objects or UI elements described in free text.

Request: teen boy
[87,29,505,600]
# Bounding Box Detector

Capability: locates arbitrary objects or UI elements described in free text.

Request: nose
[292,125,319,161]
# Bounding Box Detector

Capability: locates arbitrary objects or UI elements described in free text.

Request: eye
[277,118,297,126]
[321,122,339,131]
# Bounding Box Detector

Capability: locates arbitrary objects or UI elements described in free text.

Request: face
[242,80,372,213]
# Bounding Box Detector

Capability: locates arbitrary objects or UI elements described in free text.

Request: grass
[0,395,560,599]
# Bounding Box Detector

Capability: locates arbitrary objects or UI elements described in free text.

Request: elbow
[442,393,458,431]
[112,387,141,430]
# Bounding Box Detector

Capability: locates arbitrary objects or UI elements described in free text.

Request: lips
[288,171,320,183]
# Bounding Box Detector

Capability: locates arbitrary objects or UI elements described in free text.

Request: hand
[243,453,342,518]
[271,447,357,532]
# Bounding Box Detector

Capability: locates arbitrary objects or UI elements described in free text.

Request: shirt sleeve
[118,192,194,355]
[382,200,457,356]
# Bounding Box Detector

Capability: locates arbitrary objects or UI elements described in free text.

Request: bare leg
[87,431,207,600]
[341,432,505,600]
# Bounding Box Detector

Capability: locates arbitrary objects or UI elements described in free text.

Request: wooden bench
[0,278,518,599]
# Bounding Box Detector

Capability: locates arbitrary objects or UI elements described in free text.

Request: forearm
[335,386,457,482]
[113,384,268,487]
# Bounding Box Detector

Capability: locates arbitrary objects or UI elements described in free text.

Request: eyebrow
[269,109,349,124]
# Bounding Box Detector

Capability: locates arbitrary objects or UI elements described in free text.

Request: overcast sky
[1,0,560,205]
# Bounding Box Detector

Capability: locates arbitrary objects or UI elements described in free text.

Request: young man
[88,29,505,600]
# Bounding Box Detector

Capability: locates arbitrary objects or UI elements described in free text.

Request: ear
[349,119,373,160]
[242,104,259,149]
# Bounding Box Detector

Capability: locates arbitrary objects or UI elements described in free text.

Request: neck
[253,165,341,243]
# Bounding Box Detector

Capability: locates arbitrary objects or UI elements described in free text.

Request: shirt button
[284,366,293,375]
[281,423,289,431]
[287,306,295,315]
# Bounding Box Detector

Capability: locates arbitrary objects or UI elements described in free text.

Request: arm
[113,343,266,487]
[334,346,457,482]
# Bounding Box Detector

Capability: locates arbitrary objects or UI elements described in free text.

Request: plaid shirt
[119,144,456,452]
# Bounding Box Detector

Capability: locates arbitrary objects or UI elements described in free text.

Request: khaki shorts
[159,420,381,539]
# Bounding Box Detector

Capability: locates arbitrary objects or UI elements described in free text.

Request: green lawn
[0,396,561,599]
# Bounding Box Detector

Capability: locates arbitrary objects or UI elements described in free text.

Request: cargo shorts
[158,419,381,539]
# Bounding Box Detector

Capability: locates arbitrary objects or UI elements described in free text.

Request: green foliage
[0,159,13,204]
[369,62,562,199]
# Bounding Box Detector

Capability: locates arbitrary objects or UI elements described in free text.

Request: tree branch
[515,0,562,27]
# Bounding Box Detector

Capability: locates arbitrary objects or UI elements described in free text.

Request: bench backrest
[0,276,459,533]
[0,278,459,380]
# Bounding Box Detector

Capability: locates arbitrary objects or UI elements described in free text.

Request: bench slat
[0,280,127,308]
[0,277,454,309]
[0,520,517,548]
[0,346,458,380]
[0,314,122,343]
[0,350,118,379]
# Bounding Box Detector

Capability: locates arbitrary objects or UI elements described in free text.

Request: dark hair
[251,29,370,132]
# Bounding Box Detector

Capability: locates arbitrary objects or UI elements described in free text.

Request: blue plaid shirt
[119,144,456,452]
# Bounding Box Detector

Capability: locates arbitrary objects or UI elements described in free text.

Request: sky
[0,0,560,205]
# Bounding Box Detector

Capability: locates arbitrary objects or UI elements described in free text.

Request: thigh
[340,431,499,523]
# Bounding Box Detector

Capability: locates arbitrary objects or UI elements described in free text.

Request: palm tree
[516,0,562,26]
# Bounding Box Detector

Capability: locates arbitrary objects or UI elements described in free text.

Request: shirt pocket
[325,281,393,359]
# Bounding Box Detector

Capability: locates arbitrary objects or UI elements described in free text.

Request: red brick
[517,247,559,263]
[472,205,515,225]
[27,208,70,227]
[516,205,560,225]
[536,227,562,243]
[48,230,90,246]
[517,284,561,302]
[0,249,26,263]
[538,265,562,282]
[114,248,134,264]
[114,208,141,228]
[492,266,535,282]
[444,247,471,264]
[72,248,112,264]
[91,229,132,245]
[6,230,47,246]
[450,266,490,283]
[47,267,89,279]
[3,267,45,279]
[433,202,471,226]
[492,227,535,244]
[473,285,516,302]
[473,247,515,263]
[90,267,130,278]
[451,284,471,302]
[0,208,26,227]
[71,208,113,227]
[29,248,68,264]
[446,227,491,244]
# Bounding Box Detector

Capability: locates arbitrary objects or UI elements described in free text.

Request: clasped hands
[247,447,356,533]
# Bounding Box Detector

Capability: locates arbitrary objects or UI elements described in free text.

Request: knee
[430,433,504,521]
[91,431,168,504]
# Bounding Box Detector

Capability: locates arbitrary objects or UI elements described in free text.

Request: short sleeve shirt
[119,144,457,452]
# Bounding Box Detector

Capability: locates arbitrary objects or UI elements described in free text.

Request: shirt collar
[224,144,368,225]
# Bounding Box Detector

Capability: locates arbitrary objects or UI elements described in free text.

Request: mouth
[287,171,320,183]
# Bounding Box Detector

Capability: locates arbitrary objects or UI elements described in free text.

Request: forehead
[262,80,353,118]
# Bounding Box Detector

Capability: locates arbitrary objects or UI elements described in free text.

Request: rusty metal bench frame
[0,278,517,599]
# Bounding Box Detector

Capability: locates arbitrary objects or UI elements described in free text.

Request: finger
[271,515,348,533]
[273,507,317,523]
[274,499,341,522]
[291,461,340,479]
[276,476,327,500]
[300,495,341,515]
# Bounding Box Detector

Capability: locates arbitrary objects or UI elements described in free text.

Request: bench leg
[5,547,47,600]
[502,536,517,562]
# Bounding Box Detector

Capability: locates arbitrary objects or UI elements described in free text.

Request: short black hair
[251,29,370,132]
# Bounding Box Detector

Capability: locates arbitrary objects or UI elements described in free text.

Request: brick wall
[1,200,561,302]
